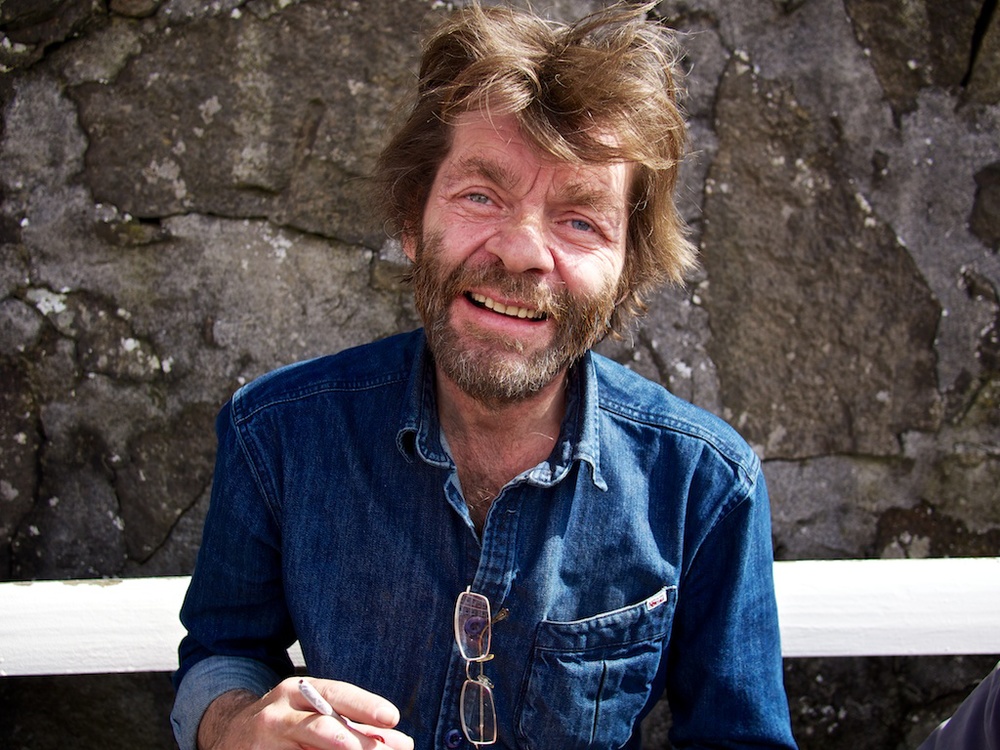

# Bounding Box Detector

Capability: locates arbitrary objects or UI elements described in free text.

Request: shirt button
[445,728,464,748]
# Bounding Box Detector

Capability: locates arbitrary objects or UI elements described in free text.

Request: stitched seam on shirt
[229,406,284,532]
[234,374,409,424]
[602,398,746,448]
[680,463,761,592]
[709,480,755,537]
[532,632,669,654]
[600,402,759,489]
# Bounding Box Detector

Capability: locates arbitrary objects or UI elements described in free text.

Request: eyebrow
[557,180,628,224]
[449,154,627,223]
[449,155,520,192]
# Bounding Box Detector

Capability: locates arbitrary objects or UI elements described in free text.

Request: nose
[486,215,555,275]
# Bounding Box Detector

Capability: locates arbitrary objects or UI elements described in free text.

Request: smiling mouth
[467,292,547,321]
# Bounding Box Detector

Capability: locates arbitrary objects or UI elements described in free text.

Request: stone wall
[1,0,997,748]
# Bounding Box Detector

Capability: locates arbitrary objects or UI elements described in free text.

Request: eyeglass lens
[455,589,498,745]
[455,590,491,660]
[461,674,497,745]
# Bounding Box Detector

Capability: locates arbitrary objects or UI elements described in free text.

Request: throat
[449,434,549,533]
[436,363,567,531]
[462,482,498,533]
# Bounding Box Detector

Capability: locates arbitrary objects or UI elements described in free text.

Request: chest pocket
[514,586,676,750]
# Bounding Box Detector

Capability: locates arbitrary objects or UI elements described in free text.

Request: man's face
[404,111,631,405]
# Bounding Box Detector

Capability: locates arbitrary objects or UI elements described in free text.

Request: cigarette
[298,678,347,722]
[298,678,387,745]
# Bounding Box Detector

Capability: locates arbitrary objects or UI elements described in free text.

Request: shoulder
[228,330,420,423]
[590,351,759,477]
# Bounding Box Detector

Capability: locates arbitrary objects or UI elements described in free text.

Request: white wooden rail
[1,558,998,677]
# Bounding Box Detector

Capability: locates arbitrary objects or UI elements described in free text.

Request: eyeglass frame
[454,587,498,746]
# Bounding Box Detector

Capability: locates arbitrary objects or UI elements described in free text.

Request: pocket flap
[533,585,676,652]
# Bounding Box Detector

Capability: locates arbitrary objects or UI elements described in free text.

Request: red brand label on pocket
[646,588,668,611]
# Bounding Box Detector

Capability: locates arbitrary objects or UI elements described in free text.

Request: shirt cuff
[170,655,282,750]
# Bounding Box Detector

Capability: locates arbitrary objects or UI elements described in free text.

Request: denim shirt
[172,330,796,750]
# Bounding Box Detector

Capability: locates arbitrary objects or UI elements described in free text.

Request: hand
[197,677,414,750]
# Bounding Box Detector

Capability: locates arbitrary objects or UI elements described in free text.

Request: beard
[408,231,619,406]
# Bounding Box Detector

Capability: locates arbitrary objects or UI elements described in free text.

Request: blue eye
[570,218,593,232]
[467,193,490,204]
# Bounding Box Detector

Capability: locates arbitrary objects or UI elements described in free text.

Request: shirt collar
[396,330,607,491]
[395,331,451,468]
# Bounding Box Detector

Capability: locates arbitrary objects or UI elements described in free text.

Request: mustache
[406,238,574,321]
[440,262,570,319]
[406,229,620,346]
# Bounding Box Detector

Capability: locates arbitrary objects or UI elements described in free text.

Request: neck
[436,367,568,449]
[436,367,569,529]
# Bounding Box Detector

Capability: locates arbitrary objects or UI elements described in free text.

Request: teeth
[470,293,544,320]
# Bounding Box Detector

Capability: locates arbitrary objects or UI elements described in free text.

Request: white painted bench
[1,558,998,676]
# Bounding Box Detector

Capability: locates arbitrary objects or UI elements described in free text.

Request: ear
[401,229,418,262]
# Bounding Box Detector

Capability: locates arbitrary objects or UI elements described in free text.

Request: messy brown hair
[374,1,697,335]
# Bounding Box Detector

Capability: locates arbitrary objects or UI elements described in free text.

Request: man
[918,660,1000,750]
[171,3,797,749]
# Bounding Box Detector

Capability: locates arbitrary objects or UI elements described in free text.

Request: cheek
[559,251,626,296]
[437,223,497,263]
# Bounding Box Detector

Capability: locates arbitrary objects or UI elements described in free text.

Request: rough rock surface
[1,0,997,748]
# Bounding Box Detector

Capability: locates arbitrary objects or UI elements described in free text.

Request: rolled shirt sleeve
[170,655,283,750]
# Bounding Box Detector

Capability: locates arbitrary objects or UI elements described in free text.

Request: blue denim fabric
[171,329,796,750]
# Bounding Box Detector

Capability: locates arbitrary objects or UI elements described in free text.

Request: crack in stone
[963,0,998,87]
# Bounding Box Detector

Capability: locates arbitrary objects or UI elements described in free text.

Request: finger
[297,713,412,750]
[299,712,353,747]
[282,677,412,750]
[343,722,414,750]
[311,679,402,729]
[297,678,348,722]
[246,690,352,750]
